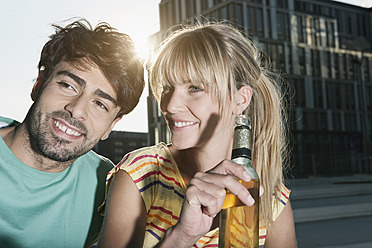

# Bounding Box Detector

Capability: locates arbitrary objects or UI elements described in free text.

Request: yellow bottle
[219,115,260,248]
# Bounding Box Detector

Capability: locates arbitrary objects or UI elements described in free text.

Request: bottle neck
[231,117,259,179]
[232,125,251,160]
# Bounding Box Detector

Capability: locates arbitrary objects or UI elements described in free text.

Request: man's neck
[1,124,73,173]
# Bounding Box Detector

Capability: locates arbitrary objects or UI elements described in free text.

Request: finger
[207,160,252,182]
[185,185,222,217]
[193,172,254,207]
[189,176,226,210]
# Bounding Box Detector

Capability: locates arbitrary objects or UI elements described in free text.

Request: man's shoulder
[0,116,20,128]
[75,150,114,171]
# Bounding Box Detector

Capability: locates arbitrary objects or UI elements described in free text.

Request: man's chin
[40,145,86,162]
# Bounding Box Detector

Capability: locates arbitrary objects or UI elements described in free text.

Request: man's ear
[31,71,44,101]
[101,116,123,141]
[233,85,253,115]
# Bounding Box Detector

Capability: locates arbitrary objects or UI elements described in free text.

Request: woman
[97,22,297,248]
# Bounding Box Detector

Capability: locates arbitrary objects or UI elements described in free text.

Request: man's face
[26,61,121,162]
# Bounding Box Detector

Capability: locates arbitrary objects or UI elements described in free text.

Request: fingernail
[247,195,255,206]
[243,171,251,182]
[259,186,264,196]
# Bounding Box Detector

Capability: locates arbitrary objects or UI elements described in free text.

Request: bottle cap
[235,114,250,128]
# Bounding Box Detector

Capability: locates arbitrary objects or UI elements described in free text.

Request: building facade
[94,131,148,164]
[147,0,372,177]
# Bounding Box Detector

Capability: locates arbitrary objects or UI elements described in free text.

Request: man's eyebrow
[57,70,117,107]
[94,89,118,107]
[57,70,86,88]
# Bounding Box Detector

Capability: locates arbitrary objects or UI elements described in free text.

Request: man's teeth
[174,121,196,127]
[54,120,82,137]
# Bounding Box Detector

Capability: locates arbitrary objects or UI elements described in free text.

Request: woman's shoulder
[272,183,291,221]
[115,142,173,172]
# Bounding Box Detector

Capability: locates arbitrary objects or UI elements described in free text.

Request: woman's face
[160,81,234,151]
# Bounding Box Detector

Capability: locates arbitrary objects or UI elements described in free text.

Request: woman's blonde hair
[149,22,290,226]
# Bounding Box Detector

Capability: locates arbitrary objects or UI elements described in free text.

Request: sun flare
[130,32,153,62]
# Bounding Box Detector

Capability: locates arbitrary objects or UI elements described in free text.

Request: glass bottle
[219,115,260,248]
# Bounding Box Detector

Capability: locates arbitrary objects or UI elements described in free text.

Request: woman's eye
[189,86,203,92]
[162,85,172,94]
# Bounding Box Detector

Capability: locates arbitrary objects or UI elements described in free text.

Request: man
[0,19,144,247]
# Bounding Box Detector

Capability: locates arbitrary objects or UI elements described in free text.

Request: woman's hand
[156,160,263,248]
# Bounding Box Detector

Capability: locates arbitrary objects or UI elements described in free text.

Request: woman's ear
[233,85,253,115]
[31,71,44,101]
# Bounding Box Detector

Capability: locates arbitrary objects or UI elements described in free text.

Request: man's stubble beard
[25,102,99,163]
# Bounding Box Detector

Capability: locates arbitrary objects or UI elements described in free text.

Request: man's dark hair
[38,18,144,117]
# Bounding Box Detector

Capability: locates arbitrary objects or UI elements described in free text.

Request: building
[147,0,372,177]
[94,131,148,164]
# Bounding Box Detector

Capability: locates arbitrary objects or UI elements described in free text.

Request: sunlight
[130,31,153,62]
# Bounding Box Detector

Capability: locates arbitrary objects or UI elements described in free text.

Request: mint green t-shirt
[0,117,113,247]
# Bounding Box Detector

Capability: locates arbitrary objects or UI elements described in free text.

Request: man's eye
[57,81,75,91]
[94,100,108,111]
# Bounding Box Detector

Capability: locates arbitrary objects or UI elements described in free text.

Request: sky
[0,0,371,133]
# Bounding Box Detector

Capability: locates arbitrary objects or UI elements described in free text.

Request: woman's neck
[169,140,233,186]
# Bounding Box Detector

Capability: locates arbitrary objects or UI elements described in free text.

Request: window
[276,0,288,8]
[267,9,272,37]
[228,4,243,27]
[278,44,285,72]
[333,112,342,131]
[334,53,339,79]
[366,85,372,111]
[320,112,327,130]
[297,16,305,43]
[256,8,263,36]
[326,21,335,47]
[311,49,321,77]
[323,51,331,79]
[297,47,306,75]
[247,7,264,37]
[277,12,290,41]
[293,78,306,107]
[128,142,137,147]
[347,55,355,80]
[313,80,323,109]
[303,112,317,130]
[326,82,336,110]
[287,44,293,73]
[344,83,356,111]
[186,0,195,18]
[339,54,347,80]
[306,2,314,13]
[345,13,354,35]
[345,113,357,131]
[201,0,209,12]
[219,6,227,19]
[362,57,370,82]
[115,141,123,146]
[310,18,319,46]
[114,148,124,154]
[178,0,183,20]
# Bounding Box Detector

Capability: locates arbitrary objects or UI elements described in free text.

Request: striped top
[102,143,290,248]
